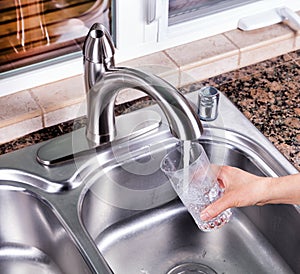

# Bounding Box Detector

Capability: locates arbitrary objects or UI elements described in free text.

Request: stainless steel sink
[0,91,299,274]
[80,127,300,274]
[0,185,91,274]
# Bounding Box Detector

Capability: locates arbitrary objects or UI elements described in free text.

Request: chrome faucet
[83,23,203,145]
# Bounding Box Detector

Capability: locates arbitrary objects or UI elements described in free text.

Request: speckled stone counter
[180,51,300,171]
[1,51,299,171]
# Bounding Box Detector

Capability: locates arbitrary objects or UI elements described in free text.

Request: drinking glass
[160,141,232,232]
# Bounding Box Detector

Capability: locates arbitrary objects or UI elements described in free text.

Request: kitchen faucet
[36,23,204,166]
[83,23,203,145]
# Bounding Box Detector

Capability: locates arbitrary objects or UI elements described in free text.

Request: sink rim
[78,125,300,211]
[0,90,298,274]
[79,125,300,248]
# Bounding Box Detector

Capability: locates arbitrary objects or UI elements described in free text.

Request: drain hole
[167,263,217,274]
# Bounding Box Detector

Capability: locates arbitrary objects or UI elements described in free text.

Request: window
[168,0,258,26]
[115,0,300,61]
[1,0,111,73]
[0,0,111,95]
[1,0,300,96]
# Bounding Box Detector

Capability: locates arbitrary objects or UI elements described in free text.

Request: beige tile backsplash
[225,24,295,67]
[180,54,240,87]
[1,22,300,144]
[165,34,239,69]
[30,75,86,127]
[0,90,41,127]
[116,51,180,105]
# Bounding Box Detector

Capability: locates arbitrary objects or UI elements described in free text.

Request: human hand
[200,166,271,221]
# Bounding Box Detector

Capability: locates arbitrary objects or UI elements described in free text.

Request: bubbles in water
[208,183,221,202]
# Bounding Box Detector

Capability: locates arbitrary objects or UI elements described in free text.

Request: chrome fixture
[2,90,299,273]
[83,23,203,145]
[37,23,202,166]
[198,86,220,121]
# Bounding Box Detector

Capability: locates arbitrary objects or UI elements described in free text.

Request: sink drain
[167,263,217,274]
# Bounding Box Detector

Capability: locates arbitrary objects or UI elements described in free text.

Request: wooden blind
[0,0,110,72]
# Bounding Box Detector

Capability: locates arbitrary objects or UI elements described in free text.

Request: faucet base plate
[36,110,162,166]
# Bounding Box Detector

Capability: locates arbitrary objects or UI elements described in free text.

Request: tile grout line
[163,50,181,68]
[28,89,46,128]
[162,50,184,87]
[292,30,298,50]
[222,33,242,68]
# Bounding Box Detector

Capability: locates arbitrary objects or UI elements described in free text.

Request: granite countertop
[1,51,299,171]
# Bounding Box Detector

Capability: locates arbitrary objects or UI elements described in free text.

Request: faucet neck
[83,24,203,146]
[86,67,203,145]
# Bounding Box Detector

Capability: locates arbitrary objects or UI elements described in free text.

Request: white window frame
[1,0,300,97]
[114,0,300,61]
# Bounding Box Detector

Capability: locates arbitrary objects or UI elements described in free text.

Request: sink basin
[0,185,91,274]
[0,90,298,274]
[80,128,300,274]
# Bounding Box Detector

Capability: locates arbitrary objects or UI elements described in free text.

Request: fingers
[199,166,268,221]
[200,166,232,221]
[200,196,232,221]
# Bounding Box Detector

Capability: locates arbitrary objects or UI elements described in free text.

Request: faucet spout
[83,23,115,91]
[83,23,203,145]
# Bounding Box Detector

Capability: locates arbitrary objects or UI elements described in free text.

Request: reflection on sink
[0,90,298,274]
[0,186,91,274]
[81,128,300,274]
[95,203,295,274]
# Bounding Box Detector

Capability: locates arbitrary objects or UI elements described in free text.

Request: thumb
[200,198,230,221]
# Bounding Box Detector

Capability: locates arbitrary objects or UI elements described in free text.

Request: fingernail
[200,211,210,221]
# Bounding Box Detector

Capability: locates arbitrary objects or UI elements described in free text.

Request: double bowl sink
[0,91,299,274]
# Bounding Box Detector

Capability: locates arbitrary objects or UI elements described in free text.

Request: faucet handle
[83,23,115,67]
